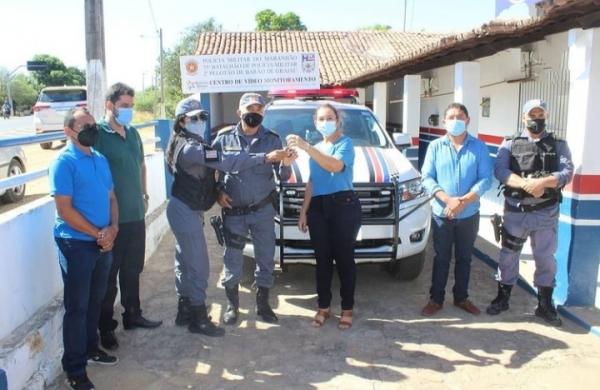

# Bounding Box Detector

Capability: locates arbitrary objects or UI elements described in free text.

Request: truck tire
[40,142,52,150]
[1,159,26,203]
[386,250,426,281]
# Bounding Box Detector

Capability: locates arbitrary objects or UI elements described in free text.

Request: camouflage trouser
[496,205,559,287]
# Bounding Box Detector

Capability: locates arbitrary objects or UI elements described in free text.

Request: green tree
[255,9,306,31]
[0,68,42,114]
[359,24,392,31]
[29,54,86,87]
[160,18,222,117]
[134,87,159,114]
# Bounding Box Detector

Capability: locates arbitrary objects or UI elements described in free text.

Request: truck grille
[281,185,394,219]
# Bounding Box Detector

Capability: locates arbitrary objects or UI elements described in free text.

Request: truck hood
[285,146,419,185]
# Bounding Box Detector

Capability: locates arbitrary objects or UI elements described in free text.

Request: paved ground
[47,208,600,390]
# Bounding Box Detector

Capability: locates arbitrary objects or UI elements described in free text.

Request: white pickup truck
[241,98,432,280]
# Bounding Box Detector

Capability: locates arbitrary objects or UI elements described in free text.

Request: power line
[147,0,158,32]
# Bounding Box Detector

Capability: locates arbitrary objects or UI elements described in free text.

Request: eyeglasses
[189,111,209,122]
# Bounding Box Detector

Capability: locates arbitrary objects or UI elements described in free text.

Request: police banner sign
[180,52,320,94]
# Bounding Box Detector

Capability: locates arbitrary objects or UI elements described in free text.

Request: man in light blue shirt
[420,102,493,316]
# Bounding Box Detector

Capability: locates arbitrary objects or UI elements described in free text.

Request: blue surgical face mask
[445,119,467,137]
[114,107,133,126]
[186,121,205,136]
[315,120,337,137]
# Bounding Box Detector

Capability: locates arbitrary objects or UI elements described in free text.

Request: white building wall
[419,65,455,129]
[418,31,569,139]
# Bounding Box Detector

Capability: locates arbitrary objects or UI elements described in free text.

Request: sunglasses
[189,111,209,122]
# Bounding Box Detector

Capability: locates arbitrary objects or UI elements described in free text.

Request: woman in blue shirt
[287,103,362,330]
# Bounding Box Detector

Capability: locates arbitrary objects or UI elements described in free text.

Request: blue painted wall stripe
[560,196,600,220]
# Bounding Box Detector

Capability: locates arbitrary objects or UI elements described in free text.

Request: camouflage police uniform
[487,100,573,326]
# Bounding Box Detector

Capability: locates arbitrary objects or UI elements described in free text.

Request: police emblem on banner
[185,59,199,76]
[302,54,316,73]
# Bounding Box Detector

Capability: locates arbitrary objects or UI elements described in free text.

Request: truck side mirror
[392,132,411,150]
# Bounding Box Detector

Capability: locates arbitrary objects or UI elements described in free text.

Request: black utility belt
[223,191,276,216]
[504,198,557,213]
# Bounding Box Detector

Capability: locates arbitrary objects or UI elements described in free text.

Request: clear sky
[0,0,530,90]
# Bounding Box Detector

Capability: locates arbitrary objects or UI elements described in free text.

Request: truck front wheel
[386,250,426,281]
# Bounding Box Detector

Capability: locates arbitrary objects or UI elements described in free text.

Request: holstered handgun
[491,214,503,243]
[210,215,225,246]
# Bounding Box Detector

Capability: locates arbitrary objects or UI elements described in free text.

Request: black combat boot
[175,296,191,326]
[256,287,278,323]
[486,283,513,315]
[188,304,225,337]
[223,285,240,325]
[535,286,562,327]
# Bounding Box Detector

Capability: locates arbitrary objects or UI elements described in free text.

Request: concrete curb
[473,247,600,338]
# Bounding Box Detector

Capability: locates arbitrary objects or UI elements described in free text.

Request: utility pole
[403,0,408,32]
[84,0,107,119]
[159,28,165,118]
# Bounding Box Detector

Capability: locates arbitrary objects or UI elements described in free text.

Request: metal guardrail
[0,131,66,148]
[0,121,159,193]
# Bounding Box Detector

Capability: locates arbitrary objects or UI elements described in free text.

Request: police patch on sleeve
[204,146,220,162]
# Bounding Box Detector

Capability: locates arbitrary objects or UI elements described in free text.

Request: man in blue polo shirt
[421,102,493,317]
[50,108,120,390]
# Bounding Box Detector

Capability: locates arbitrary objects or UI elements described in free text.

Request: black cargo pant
[99,220,146,331]
[307,190,362,310]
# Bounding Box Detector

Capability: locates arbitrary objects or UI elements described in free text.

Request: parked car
[33,86,86,149]
[250,98,431,280]
[0,145,27,203]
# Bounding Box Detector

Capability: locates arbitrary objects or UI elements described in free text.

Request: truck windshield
[263,108,390,148]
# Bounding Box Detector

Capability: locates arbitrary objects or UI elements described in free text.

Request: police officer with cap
[165,95,289,336]
[486,99,573,326]
[212,92,295,325]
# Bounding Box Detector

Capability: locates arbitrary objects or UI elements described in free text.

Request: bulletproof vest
[170,135,218,211]
[504,134,560,200]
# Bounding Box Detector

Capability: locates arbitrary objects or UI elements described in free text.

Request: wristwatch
[142,193,150,200]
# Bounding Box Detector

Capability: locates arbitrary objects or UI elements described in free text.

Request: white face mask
[445,119,467,137]
[315,120,337,137]
[186,121,205,136]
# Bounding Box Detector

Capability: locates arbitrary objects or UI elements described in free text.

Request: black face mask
[526,118,546,134]
[75,124,99,147]
[241,112,263,128]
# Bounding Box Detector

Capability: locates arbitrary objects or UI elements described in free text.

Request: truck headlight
[397,178,426,202]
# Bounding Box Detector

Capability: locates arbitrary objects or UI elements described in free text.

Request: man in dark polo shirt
[95,83,161,351]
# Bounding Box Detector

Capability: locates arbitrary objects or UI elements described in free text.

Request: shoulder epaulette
[216,125,236,136]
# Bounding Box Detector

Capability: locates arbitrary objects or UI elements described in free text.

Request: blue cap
[239,93,265,110]
[175,95,204,117]
[522,99,547,115]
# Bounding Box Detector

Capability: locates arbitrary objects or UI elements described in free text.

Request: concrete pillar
[373,82,388,129]
[209,93,223,129]
[355,87,366,105]
[155,119,173,198]
[402,75,421,168]
[558,27,600,307]
[454,61,480,135]
[200,93,212,140]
